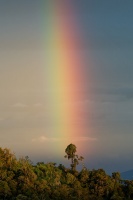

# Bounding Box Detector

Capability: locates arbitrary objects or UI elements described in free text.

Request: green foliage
[0,145,132,199]
[64,143,84,171]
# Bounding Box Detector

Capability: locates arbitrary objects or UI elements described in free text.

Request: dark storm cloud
[89,87,133,102]
[73,0,133,50]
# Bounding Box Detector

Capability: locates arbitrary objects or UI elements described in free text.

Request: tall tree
[64,144,84,171]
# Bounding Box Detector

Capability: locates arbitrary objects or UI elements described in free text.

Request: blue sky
[0,0,133,174]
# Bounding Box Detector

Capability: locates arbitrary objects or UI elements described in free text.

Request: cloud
[12,103,28,108]
[31,136,97,143]
[32,136,60,143]
[73,136,97,141]
[87,87,133,103]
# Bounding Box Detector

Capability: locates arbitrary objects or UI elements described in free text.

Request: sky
[0,0,133,174]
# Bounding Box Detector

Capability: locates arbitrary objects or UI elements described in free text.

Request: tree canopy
[0,145,132,200]
[65,143,84,171]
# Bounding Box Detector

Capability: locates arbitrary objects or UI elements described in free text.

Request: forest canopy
[0,144,133,200]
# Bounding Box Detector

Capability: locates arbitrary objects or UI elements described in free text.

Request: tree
[0,147,17,199]
[111,172,124,199]
[123,180,133,199]
[64,144,84,171]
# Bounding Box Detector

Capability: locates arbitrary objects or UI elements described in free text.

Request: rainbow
[44,1,87,146]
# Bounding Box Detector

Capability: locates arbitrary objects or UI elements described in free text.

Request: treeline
[0,145,133,200]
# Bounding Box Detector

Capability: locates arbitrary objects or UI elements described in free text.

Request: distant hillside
[121,170,133,180]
